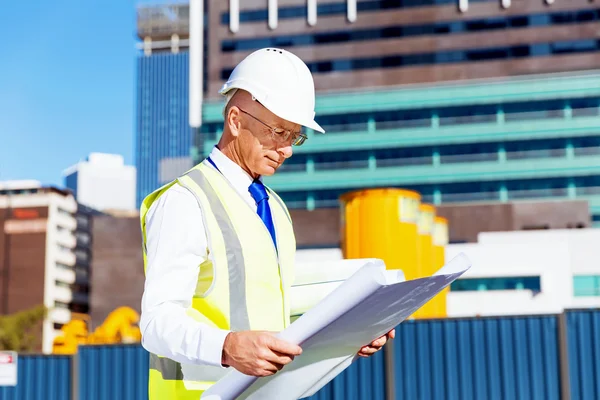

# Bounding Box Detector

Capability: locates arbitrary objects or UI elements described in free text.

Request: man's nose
[278,143,293,159]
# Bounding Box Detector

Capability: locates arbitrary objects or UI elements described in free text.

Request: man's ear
[226,106,242,138]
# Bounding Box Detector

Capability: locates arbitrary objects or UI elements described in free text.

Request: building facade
[203,71,600,222]
[90,212,145,329]
[136,0,600,217]
[445,229,600,317]
[64,153,136,212]
[0,181,92,353]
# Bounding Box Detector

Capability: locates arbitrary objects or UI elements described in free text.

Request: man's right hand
[221,331,302,377]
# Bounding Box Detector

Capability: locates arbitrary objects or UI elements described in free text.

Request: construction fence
[1,309,598,400]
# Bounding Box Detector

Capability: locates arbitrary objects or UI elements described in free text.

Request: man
[139,48,394,400]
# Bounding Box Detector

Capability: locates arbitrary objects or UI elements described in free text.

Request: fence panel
[0,354,71,400]
[78,344,149,400]
[566,310,600,400]
[393,316,561,400]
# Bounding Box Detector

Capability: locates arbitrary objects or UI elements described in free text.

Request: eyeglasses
[239,108,308,146]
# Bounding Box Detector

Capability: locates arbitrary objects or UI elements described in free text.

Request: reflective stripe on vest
[148,168,252,382]
[150,354,182,380]
[185,168,251,332]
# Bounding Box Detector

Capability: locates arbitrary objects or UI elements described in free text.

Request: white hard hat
[219,48,325,133]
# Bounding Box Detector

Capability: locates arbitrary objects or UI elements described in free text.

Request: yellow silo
[413,203,436,319]
[431,216,449,318]
[340,188,421,277]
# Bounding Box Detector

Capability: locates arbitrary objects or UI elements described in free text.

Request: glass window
[552,39,598,54]
[54,301,69,309]
[375,146,430,159]
[374,108,431,129]
[504,138,565,152]
[573,275,600,297]
[58,208,72,217]
[503,99,565,121]
[439,142,498,156]
[465,17,508,31]
[55,280,70,289]
[313,151,369,163]
[451,276,541,292]
[75,249,89,263]
[505,177,567,191]
[65,173,78,197]
[375,147,432,167]
[319,113,369,132]
[572,136,600,149]
[438,104,497,126]
[76,232,91,247]
[76,214,89,229]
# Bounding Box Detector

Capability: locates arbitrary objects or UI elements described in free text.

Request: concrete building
[89,212,144,329]
[63,153,136,212]
[0,181,92,353]
[136,1,600,217]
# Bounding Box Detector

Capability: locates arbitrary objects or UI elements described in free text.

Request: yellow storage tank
[414,204,436,319]
[340,188,421,278]
[431,216,449,318]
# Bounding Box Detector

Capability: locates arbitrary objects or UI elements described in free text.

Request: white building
[295,228,600,318]
[0,180,92,353]
[63,153,136,212]
[446,229,600,317]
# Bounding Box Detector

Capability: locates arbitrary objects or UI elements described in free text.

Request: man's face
[236,103,300,177]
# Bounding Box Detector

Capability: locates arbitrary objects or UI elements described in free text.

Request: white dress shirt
[140,146,260,367]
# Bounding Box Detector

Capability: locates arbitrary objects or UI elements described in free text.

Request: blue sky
[0,1,138,187]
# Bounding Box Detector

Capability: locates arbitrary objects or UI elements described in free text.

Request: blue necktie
[248,180,277,250]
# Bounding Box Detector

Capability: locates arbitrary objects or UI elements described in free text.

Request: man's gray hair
[222,89,239,119]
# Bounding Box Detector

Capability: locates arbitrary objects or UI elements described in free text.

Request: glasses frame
[238,108,308,146]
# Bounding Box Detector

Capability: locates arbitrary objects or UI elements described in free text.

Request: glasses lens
[292,134,307,146]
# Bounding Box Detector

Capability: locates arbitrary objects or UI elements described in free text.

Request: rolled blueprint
[202,253,471,400]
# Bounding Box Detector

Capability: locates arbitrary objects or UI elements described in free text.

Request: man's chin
[261,167,277,176]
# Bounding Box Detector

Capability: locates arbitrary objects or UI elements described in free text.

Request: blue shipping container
[307,350,386,400]
[0,354,71,400]
[78,344,149,400]
[393,316,561,400]
[566,310,600,400]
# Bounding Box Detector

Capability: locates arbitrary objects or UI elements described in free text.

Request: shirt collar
[208,146,260,191]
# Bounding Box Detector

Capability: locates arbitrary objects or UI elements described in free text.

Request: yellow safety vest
[140,161,296,400]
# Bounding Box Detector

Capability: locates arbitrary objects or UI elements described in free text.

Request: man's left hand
[357,329,395,358]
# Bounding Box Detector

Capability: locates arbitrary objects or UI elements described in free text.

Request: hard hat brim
[304,119,325,134]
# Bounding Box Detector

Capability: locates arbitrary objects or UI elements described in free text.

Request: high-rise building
[0,181,92,353]
[63,153,136,212]
[136,0,600,222]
